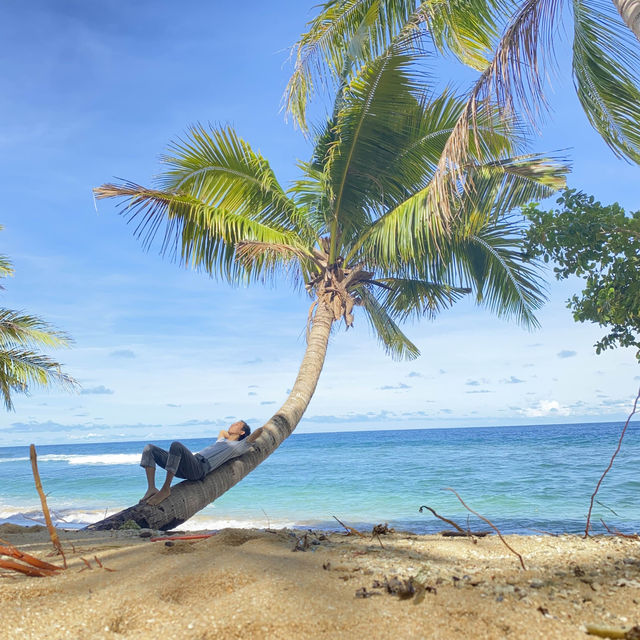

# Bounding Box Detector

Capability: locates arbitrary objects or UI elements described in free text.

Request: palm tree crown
[0,230,76,410]
[96,48,567,361]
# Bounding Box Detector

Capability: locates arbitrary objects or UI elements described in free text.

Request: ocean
[1,421,638,534]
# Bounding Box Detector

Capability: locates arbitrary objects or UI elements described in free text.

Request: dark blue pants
[140,441,206,481]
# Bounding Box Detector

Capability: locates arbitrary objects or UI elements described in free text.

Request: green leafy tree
[90,47,567,530]
[286,0,640,219]
[523,189,640,357]
[0,230,76,410]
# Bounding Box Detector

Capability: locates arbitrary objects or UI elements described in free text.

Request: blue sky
[1,0,639,446]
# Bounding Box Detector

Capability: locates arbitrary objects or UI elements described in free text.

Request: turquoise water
[1,421,638,533]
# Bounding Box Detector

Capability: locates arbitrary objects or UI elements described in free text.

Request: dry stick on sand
[0,558,57,577]
[418,505,490,538]
[584,386,640,538]
[0,539,64,577]
[444,488,526,571]
[600,519,640,541]
[332,515,366,538]
[30,444,66,568]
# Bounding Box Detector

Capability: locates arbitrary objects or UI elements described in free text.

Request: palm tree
[90,48,567,531]
[286,0,640,218]
[0,230,76,410]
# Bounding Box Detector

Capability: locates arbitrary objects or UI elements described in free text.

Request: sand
[1,523,639,639]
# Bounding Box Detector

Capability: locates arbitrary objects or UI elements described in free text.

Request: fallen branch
[418,505,466,533]
[332,515,365,538]
[444,488,526,570]
[0,539,64,573]
[0,558,57,577]
[30,444,66,568]
[418,505,489,538]
[585,387,640,538]
[440,530,490,538]
[600,519,640,541]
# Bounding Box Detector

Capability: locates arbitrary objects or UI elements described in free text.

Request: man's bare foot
[147,487,171,506]
[140,487,159,503]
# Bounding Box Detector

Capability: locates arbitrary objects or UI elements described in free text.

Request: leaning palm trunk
[86,303,334,531]
[612,0,640,39]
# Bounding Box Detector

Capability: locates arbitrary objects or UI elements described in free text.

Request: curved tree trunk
[612,0,640,40]
[85,302,334,531]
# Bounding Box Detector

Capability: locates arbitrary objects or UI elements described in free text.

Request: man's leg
[139,444,169,502]
[147,441,205,506]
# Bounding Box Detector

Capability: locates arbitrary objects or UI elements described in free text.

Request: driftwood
[600,519,640,541]
[444,488,526,570]
[0,539,64,577]
[440,530,490,538]
[585,386,640,538]
[332,515,365,538]
[418,505,490,538]
[30,444,66,567]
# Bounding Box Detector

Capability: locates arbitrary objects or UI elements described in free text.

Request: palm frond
[352,152,567,269]
[452,216,547,328]
[0,348,77,411]
[158,124,308,233]
[285,0,506,129]
[355,285,421,360]
[572,0,640,163]
[94,182,307,283]
[427,0,563,220]
[326,49,426,255]
[235,241,319,285]
[374,277,470,321]
[0,309,72,350]
[0,258,12,280]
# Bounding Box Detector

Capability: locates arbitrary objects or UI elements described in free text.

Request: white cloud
[521,400,572,418]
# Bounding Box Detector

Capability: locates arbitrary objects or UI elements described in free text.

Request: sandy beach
[1,524,639,639]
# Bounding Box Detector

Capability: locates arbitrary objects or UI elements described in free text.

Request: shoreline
[2,524,639,639]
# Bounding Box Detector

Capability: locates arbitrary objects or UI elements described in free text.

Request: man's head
[229,420,251,441]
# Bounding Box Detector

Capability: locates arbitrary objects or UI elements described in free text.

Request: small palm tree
[0,231,76,410]
[286,0,640,218]
[91,48,567,530]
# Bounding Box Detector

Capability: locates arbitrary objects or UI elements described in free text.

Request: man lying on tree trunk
[139,421,263,505]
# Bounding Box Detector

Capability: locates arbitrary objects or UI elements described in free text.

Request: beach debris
[585,386,640,538]
[418,505,488,540]
[292,534,310,552]
[600,520,640,541]
[77,555,116,572]
[585,624,640,639]
[150,534,214,542]
[0,538,64,577]
[371,524,394,549]
[371,523,393,536]
[355,587,381,598]
[365,574,437,603]
[444,488,526,570]
[440,530,490,538]
[333,515,365,538]
[29,444,67,568]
